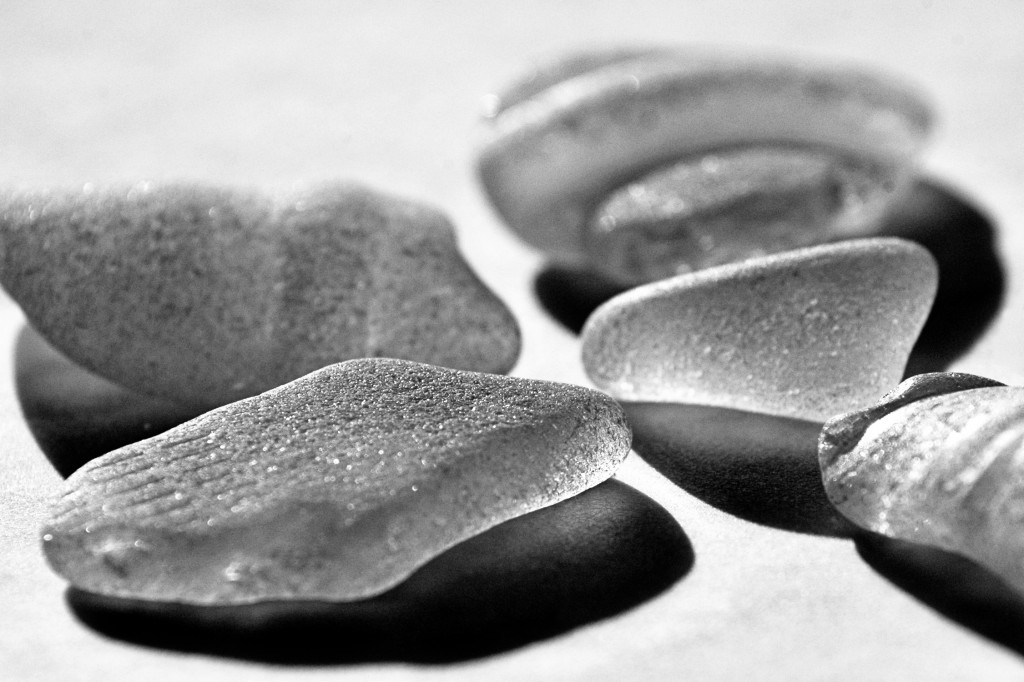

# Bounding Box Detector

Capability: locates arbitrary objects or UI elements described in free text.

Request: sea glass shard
[0,182,520,409]
[581,238,937,422]
[42,358,631,605]
[818,372,1024,596]
[478,48,932,280]
[64,479,689,663]
[819,372,1006,461]
[585,147,900,284]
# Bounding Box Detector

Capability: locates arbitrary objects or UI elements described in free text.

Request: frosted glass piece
[0,182,520,409]
[585,148,900,284]
[581,238,937,422]
[819,372,1024,595]
[478,48,932,276]
[42,359,631,605]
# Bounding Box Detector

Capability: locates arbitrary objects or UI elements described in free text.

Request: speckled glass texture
[477,49,932,272]
[581,238,937,422]
[42,359,631,604]
[0,182,521,409]
[820,377,1024,596]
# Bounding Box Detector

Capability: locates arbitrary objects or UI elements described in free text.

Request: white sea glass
[0,182,520,409]
[478,49,932,281]
[585,147,899,284]
[42,358,631,604]
[819,372,1024,595]
[581,238,937,422]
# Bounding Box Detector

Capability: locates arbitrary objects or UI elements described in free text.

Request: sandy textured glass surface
[42,358,631,605]
[477,48,932,281]
[0,182,520,409]
[581,238,937,422]
[585,148,898,284]
[818,373,1024,594]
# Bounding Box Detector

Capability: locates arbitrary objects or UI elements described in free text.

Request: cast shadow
[623,402,856,538]
[533,266,626,335]
[877,180,1005,376]
[534,179,1004,374]
[14,325,205,477]
[855,532,1024,657]
[66,478,693,664]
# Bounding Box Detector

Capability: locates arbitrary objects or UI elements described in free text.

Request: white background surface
[3,1,1024,680]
